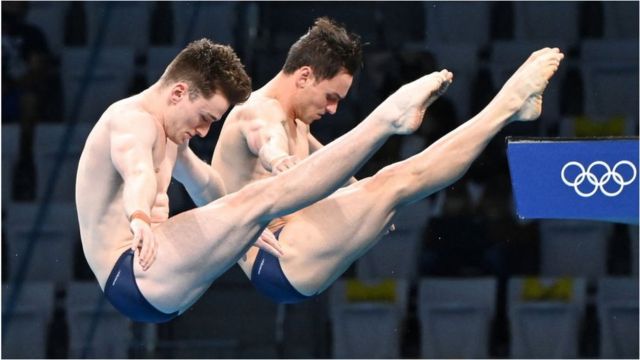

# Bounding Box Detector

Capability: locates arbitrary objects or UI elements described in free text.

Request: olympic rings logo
[561,160,637,197]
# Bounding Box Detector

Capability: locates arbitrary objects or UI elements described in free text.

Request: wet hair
[283,17,363,81]
[161,38,251,104]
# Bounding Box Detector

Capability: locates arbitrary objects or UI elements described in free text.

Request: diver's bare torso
[211,90,318,278]
[211,90,311,193]
[76,95,175,289]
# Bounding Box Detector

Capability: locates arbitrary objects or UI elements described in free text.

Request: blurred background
[1,1,638,358]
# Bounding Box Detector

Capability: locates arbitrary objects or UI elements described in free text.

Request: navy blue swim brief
[251,229,314,304]
[104,249,178,323]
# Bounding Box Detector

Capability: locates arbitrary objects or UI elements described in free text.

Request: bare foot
[375,69,454,134]
[499,48,564,122]
[515,94,543,122]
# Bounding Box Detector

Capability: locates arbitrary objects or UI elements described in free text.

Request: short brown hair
[283,17,362,81]
[161,39,251,104]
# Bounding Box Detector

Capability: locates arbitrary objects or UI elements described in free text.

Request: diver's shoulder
[235,94,286,122]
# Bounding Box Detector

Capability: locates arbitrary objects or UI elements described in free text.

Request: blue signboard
[507,138,639,224]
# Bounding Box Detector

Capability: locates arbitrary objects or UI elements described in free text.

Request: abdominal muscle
[150,193,170,222]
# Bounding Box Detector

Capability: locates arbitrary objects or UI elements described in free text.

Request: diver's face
[295,67,352,124]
